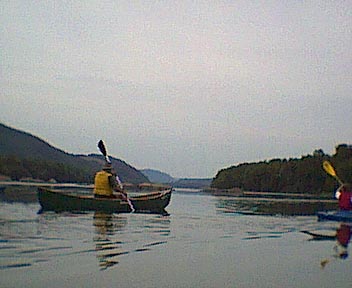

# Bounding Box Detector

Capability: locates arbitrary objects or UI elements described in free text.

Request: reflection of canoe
[317,211,352,222]
[300,230,336,240]
[38,187,172,213]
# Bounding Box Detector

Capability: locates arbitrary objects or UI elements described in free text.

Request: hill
[140,169,175,184]
[140,168,212,189]
[0,123,149,184]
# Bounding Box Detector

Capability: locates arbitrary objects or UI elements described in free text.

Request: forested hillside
[0,123,149,184]
[212,145,352,195]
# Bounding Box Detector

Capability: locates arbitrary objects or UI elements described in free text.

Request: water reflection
[215,196,338,216]
[93,212,127,270]
[302,223,352,268]
[92,212,171,270]
[2,193,352,287]
[335,224,352,258]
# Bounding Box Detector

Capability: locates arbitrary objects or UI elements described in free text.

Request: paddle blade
[323,161,337,177]
[98,140,107,156]
[97,140,110,163]
[323,160,343,185]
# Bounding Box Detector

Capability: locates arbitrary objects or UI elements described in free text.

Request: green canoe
[38,187,172,214]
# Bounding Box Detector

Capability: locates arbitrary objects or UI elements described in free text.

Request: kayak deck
[317,210,352,222]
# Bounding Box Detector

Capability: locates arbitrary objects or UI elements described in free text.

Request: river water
[0,189,351,288]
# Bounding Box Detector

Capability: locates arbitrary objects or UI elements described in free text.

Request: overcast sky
[1,1,351,178]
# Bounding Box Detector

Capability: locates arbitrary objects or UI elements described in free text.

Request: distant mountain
[140,169,175,184]
[140,168,212,189]
[0,123,149,184]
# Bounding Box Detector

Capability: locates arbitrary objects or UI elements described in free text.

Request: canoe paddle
[98,140,111,163]
[97,140,135,212]
[323,161,344,185]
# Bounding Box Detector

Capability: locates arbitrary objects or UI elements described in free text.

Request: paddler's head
[102,163,113,172]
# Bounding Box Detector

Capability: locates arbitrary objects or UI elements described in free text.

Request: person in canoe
[335,183,352,211]
[93,163,128,199]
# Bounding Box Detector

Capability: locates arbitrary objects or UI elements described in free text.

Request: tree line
[0,155,93,183]
[211,144,352,195]
[0,154,149,184]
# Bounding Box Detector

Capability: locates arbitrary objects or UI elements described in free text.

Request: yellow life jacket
[94,171,113,196]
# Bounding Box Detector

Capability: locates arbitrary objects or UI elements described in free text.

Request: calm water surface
[0,189,351,288]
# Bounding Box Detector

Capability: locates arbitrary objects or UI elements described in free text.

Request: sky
[1,1,351,178]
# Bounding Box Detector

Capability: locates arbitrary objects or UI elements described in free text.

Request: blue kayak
[317,210,352,222]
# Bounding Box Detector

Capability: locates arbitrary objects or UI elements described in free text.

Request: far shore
[1,180,336,200]
[0,181,93,188]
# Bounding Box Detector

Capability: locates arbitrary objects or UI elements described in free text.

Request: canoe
[38,187,172,214]
[317,210,352,222]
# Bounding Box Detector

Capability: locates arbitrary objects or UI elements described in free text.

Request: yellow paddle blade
[323,161,336,177]
[323,161,344,185]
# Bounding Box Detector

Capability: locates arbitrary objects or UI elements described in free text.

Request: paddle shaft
[115,175,135,212]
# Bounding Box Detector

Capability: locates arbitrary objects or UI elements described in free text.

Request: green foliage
[0,155,149,184]
[212,144,352,194]
[0,156,92,183]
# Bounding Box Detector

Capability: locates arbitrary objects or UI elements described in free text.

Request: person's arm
[108,175,119,190]
[109,175,126,195]
[335,185,343,199]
